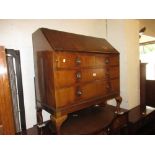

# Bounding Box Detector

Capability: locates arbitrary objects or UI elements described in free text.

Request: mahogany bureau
[32,28,122,134]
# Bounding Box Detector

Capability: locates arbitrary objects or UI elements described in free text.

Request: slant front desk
[32,28,122,134]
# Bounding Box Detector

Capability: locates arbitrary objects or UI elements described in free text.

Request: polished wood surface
[32,28,121,133]
[41,28,118,53]
[0,46,15,134]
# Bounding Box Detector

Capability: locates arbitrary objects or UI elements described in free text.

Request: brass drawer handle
[77,90,82,96]
[76,72,81,79]
[105,59,109,64]
[76,57,81,64]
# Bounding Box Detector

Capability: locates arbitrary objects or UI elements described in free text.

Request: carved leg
[37,108,43,126]
[36,108,46,135]
[50,115,68,134]
[115,96,124,115]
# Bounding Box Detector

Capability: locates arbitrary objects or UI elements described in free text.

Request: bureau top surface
[33,28,119,53]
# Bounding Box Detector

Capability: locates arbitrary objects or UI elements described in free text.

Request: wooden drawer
[78,83,97,100]
[55,52,96,69]
[80,69,96,82]
[80,68,109,81]
[54,70,77,88]
[55,69,96,88]
[55,83,98,108]
[95,54,119,67]
[55,87,76,108]
[55,52,77,69]
[95,68,109,80]
[55,52,118,69]
[95,54,110,67]
[96,80,110,96]
[79,54,95,68]
[55,68,109,88]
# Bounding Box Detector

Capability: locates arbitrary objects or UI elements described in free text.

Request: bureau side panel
[32,29,56,111]
[34,51,56,110]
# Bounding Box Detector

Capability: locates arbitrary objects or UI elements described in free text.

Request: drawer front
[95,68,109,80]
[79,54,95,67]
[55,68,109,88]
[55,83,97,108]
[95,54,119,67]
[55,52,96,69]
[95,54,110,67]
[78,68,108,83]
[55,52,119,69]
[96,80,109,96]
[109,66,119,79]
[55,87,76,108]
[55,79,119,108]
[54,69,96,88]
[75,69,95,83]
[55,52,77,69]
[77,83,97,100]
[54,70,77,88]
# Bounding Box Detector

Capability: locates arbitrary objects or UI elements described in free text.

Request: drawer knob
[105,59,109,64]
[77,90,82,96]
[76,72,81,79]
[76,57,81,64]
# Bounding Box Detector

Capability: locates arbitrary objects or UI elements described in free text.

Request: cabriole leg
[37,108,43,126]
[115,96,124,115]
[50,114,68,134]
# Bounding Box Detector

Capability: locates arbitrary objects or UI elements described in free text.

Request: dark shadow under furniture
[20,104,155,135]
[128,105,155,134]
[20,104,128,135]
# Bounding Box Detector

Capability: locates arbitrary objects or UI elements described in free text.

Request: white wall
[107,19,140,109]
[0,19,107,128]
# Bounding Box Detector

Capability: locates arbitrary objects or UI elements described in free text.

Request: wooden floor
[18,105,155,135]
